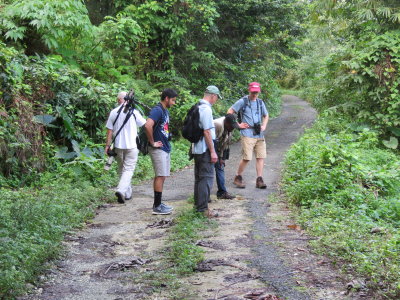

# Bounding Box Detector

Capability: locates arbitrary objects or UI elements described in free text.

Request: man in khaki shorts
[227,82,269,189]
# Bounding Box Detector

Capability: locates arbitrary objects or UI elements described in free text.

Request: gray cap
[205,85,222,99]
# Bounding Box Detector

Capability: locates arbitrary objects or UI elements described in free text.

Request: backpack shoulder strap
[239,96,249,116]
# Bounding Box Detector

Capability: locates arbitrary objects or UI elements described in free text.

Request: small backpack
[136,127,149,155]
[182,102,203,143]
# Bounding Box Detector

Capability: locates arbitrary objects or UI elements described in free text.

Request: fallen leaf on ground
[287,224,301,230]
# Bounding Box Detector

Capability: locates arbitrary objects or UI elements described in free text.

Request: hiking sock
[153,191,162,208]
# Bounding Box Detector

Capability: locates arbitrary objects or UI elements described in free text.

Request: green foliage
[0,0,297,185]
[282,116,400,298]
[167,203,209,274]
[0,0,94,58]
[342,31,400,140]
[0,179,111,298]
[0,0,304,297]
[293,1,400,149]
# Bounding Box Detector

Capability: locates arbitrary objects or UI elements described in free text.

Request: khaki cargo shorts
[149,147,171,176]
[240,136,266,160]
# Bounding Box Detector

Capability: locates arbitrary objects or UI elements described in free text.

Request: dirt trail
[20,96,357,300]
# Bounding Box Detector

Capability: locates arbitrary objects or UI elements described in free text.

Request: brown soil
[19,96,364,300]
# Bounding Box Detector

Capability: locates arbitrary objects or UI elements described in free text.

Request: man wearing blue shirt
[227,82,269,189]
[145,88,178,215]
[192,85,220,218]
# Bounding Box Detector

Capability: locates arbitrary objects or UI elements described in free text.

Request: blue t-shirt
[231,96,268,138]
[148,103,171,153]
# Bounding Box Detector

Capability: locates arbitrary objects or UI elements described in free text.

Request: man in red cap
[227,82,269,189]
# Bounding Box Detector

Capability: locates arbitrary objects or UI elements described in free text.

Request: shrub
[282,116,400,298]
[0,179,111,298]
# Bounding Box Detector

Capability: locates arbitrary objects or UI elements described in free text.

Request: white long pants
[115,148,139,199]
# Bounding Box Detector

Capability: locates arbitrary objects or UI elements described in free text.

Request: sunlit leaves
[1,0,94,57]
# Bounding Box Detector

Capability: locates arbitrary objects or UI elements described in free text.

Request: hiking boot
[152,204,172,215]
[233,175,246,188]
[115,191,125,203]
[202,209,219,219]
[161,202,173,211]
[217,192,235,200]
[256,176,267,189]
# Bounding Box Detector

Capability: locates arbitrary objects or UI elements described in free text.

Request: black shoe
[115,191,125,203]
[217,192,235,199]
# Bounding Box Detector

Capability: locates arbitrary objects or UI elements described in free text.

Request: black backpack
[136,127,149,155]
[182,102,203,143]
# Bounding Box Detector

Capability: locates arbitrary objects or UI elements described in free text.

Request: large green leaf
[55,146,77,160]
[389,127,400,137]
[32,114,57,128]
[382,136,398,149]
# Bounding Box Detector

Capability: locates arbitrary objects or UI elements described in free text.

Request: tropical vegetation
[281,0,400,298]
[0,0,303,297]
[0,0,399,299]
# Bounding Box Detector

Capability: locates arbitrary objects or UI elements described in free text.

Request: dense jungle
[0,0,399,299]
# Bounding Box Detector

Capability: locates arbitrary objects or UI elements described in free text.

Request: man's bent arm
[227,107,236,114]
[144,119,155,144]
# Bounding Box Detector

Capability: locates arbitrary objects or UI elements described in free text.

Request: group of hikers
[104,82,269,218]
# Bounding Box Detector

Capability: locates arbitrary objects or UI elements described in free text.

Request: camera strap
[111,107,134,146]
[248,97,261,127]
[112,104,125,126]
[155,103,167,131]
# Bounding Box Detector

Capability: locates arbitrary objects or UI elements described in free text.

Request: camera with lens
[107,148,117,157]
[104,147,117,171]
[123,90,137,113]
[253,123,261,135]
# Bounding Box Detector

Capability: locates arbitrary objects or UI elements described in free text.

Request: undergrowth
[0,139,192,299]
[282,115,400,299]
[0,179,112,298]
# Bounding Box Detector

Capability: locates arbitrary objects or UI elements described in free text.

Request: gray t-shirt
[231,96,268,138]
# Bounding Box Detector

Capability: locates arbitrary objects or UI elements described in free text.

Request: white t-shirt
[106,105,146,149]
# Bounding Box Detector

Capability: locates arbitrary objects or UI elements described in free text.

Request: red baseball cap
[248,82,261,92]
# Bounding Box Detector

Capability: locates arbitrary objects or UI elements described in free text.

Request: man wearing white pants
[105,91,146,203]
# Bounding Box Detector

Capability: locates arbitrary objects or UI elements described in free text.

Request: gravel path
[20,95,357,300]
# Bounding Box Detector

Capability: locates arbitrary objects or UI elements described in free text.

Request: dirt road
[21,95,356,300]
